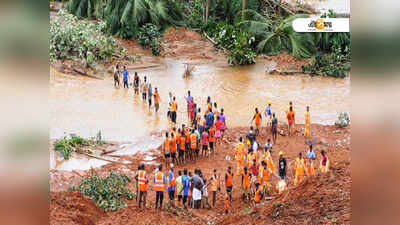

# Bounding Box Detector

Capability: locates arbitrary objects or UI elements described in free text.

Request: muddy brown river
[50,59,349,144]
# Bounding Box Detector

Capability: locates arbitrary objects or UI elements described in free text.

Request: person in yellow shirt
[235,137,246,175]
[304,106,311,138]
[294,152,305,186]
[209,169,220,207]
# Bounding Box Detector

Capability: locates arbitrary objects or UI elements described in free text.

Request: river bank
[50,123,350,224]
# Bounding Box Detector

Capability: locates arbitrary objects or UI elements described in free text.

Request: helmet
[279,151,283,155]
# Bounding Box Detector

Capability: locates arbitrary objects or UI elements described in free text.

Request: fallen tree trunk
[203,32,230,55]
[72,66,103,80]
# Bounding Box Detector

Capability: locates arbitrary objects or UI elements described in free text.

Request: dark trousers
[194,200,201,209]
[123,81,128,88]
[156,191,164,209]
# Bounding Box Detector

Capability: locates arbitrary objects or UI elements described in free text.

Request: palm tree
[236,10,315,58]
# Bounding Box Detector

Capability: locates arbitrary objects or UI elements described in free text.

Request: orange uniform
[242,171,251,190]
[225,171,233,187]
[154,92,159,105]
[170,137,177,153]
[138,170,148,191]
[304,111,310,137]
[235,143,246,174]
[254,186,263,203]
[154,171,165,192]
[209,127,215,143]
[258,166,270,185]
[164,138,170,153]
[287,111,295,125]
[180,136,186,151]
[190,133,197,149]
[294,157,305,185]
[171,101,177,112]
[255,112,261,126]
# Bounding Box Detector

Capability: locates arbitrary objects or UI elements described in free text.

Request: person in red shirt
[250,159,259,193]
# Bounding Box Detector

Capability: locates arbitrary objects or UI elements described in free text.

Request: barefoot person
[225,166,233,204]
[320,150,329,173]
[113,64,120,87]
[123,66,129,88]
[219,108,227,138]
[141,76,148,101]
[241,166,251,203]
[167,164,176,207]
[294,152,305,186]
[306,144,316,176]
[209,169,220,207]
[171,97,178,125]
[147,83,152,109]
[133,72,140,94]
[201,128,209,157]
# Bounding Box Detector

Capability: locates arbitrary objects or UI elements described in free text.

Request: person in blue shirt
[167,165,176,207]
[264,100,272,133]
[206,110,214,128]
[181,168,190,209]
[123,66,129,88]
[147,83,152,109]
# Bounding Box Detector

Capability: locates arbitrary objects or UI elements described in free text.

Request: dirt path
[50,124,350,225]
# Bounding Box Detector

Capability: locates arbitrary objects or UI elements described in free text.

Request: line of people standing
[113,64,161,113]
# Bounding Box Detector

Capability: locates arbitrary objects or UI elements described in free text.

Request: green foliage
[203,21,256,65]
[78,170,134,211]
[68,0,184,38]
[54,131,104,159]
[50,10,127,68]
[302,43,350,78]
[137,23,162,56]
[335,112,350,127]
[237,10,315,58]
[183,0,204,29]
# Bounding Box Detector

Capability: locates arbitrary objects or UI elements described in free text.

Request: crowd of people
[115,67,331,213]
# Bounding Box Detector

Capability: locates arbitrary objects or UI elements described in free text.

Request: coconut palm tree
[236,10,315,58]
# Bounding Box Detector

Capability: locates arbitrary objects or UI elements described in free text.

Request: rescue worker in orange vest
[225,166,233,203]
[136,164,148,209]
[224,193,230,214]
[163,132,171,168]
[167,164,176,207]
[320,150,329,173]
[179,131,186,164]
[247,149,256,168]
[154,164,166,210]
[190,129,198,161]
[304,106,311,138]
[171,96,178,124]
[294,152,305,186]
[259,161,270,196]
[235,137,246,175]
[241,166,251,202]
[276,178,287,194]
[170,132,177,164]
[253,182,263,206]
[154,87,160,113]
[251,108,262,136]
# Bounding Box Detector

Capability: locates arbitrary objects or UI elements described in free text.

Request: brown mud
[50,124,350,225]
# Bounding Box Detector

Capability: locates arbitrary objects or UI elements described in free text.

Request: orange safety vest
[225,172,233,187]
[211,175,218,192]
[170,137,177,153]
[190,133,197,149]
[242,172,250,189]
[259,166,269,183]
[209,128,215,142]
[176,133,181,145]
[180,136,186,150]
[295,157,305,176]
[154,171,165,192]
[164,138,170,151]
[138,170,148,191]
[305,111,310,125]
[185,131,190,143]
[255,112,261,125]
[171,101,177,112]
[168,171,175,188]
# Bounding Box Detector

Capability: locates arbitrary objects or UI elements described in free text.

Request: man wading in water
[113,64,120,87]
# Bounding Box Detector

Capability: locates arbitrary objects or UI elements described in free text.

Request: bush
[54,132,104,159]
[50,10,127,68]
[335,112,350,127]
[204,22,256,65]
[78,170,134,212]
[137,23,162,56]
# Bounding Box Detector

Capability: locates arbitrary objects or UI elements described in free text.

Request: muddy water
[284,0,350,14]
[50,59,349,145]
